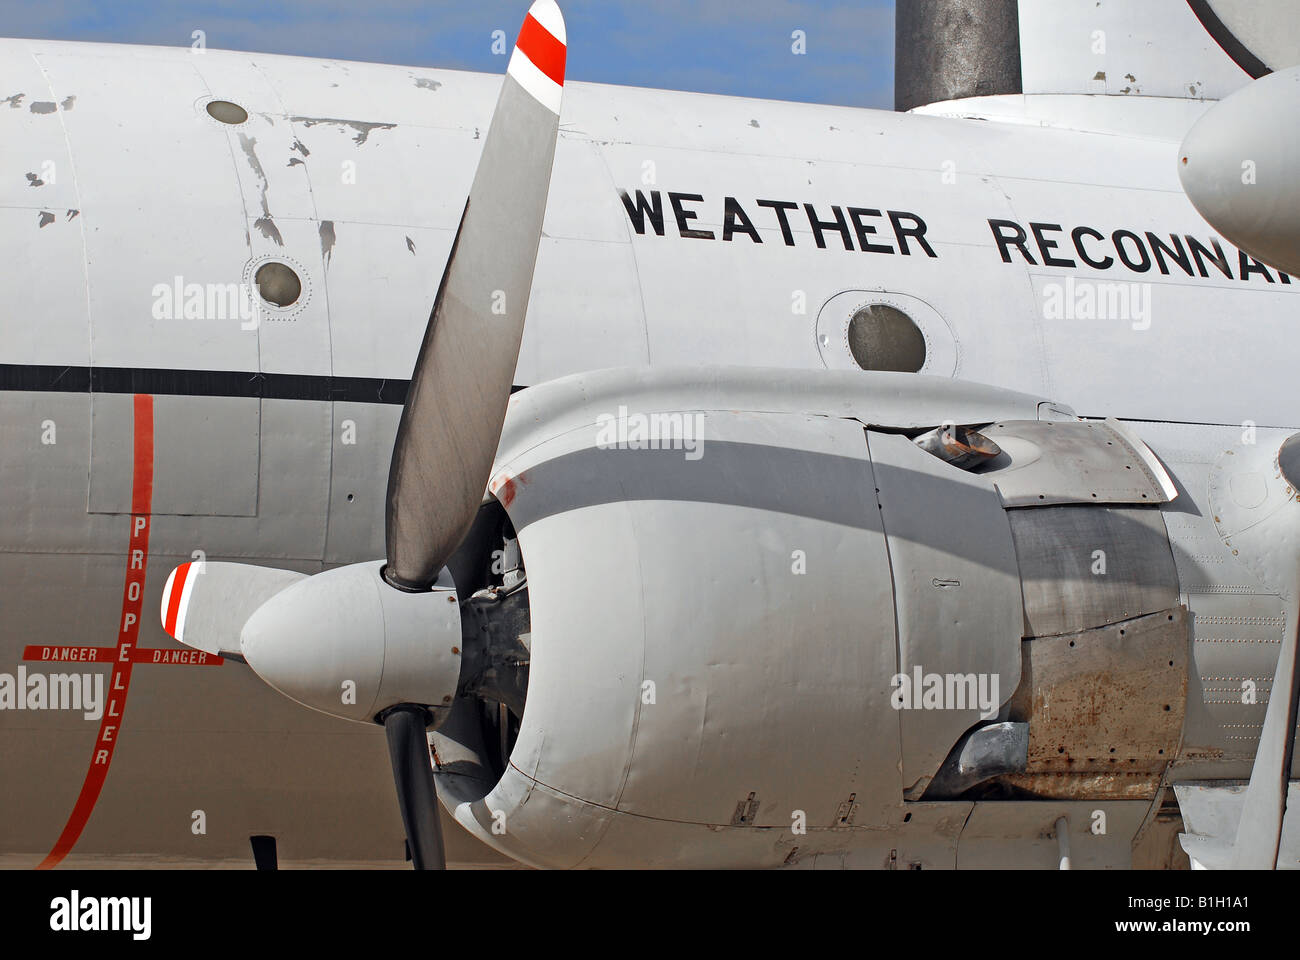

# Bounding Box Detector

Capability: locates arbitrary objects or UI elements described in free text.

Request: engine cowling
[425,367,1225,868]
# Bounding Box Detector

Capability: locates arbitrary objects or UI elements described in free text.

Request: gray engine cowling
[432,367,1195,868]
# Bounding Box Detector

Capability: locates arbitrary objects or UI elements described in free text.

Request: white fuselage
[0,37,1295,866]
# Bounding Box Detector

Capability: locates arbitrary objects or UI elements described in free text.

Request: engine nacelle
[433,367,1195,868]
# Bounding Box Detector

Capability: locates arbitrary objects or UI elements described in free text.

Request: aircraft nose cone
[1178,65,1300,277]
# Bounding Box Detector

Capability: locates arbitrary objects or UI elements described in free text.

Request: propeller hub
[239,560,462,724]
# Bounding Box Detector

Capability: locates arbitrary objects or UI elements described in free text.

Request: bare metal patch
[319,220,336,265]
[29,101,57,114]
[238,133,276,228]
[38,211,54,228]
[289,115,396,145]
[254,217,284,246]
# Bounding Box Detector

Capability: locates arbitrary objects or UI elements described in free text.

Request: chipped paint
[490,472,527,508]
[287,157,305,167]
[254,217,284,246]
[237,132,271,213]
[60,95,75,111]
[319,220,336,266]
[38,211,54,228]
[3,93,24,109]
[25,173,43,188]
[66,209,78,221]
[413,77,442,91]
[289,115,395,145]
[237,132,282,245]
[29,101,57,115]
[405,236,416,254]
[1094,71,1106,81]
[291,138,310,157]
[749,119,760,128]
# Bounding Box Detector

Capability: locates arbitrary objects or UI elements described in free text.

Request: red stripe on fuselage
[37,394,155,869]
[517,13,566,86]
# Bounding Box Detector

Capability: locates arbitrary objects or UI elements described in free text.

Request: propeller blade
[160,561,306,658]
[384,0,567,590]
[383,705,446,870]
[168,3,569,874]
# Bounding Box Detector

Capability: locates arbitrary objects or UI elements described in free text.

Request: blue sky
[1,0,896,108]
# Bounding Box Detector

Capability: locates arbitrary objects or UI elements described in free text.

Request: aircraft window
[255,262,302,307]
[206,100,249,125]
[1281,433,1300,488]
[847,303,926,372]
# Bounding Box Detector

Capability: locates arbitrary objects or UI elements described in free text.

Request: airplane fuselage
[1,38,1295,866]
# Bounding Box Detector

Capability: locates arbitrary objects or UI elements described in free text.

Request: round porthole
[205,100,249,125]
[255,261,302,308]
[814,290,957,377]
[847,303,926,372]
[1281,433,1300,489]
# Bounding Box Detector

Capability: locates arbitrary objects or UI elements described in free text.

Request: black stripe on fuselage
[1187,0,1272,79]
[0,363,412,403]
[0,364,530,403]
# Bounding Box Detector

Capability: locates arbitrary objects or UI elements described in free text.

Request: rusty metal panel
[1002,607,1189,800]
[1009,504,1179,637]
[981,419,1175,507]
